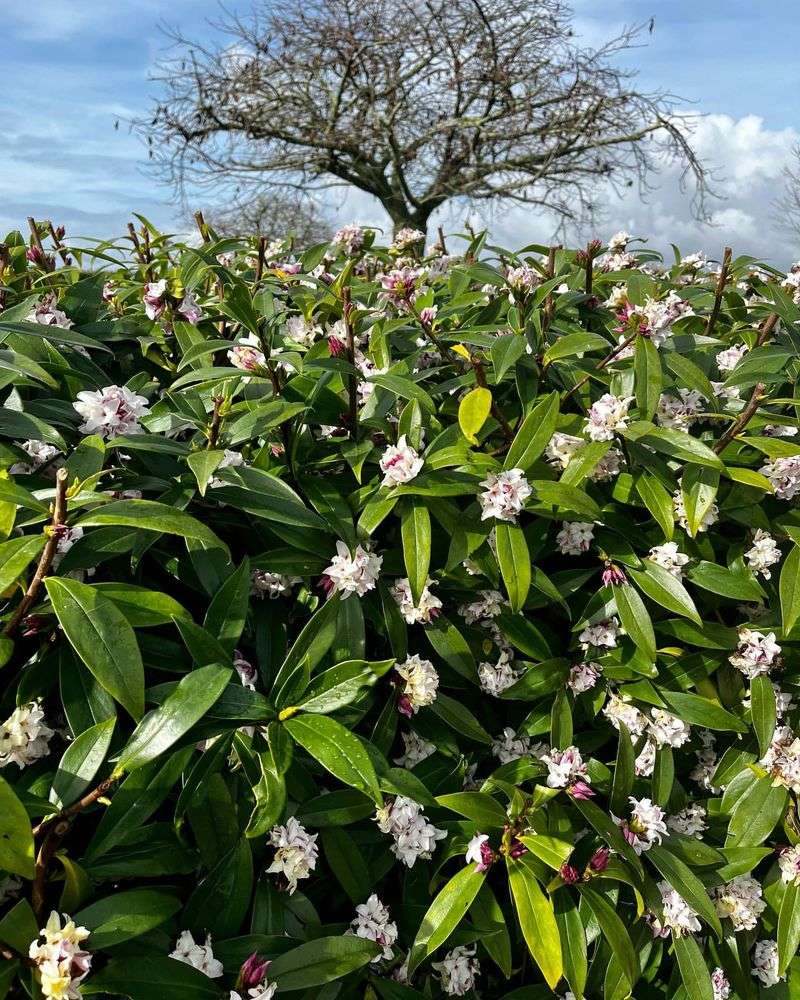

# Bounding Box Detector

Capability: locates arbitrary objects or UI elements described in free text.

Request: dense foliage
[0,219,799,1000]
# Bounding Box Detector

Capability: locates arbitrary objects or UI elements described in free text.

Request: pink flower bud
[590,847,610,872]
[239,953,270,989]
[328,335,346,357]
[509,838,527,859]
[397,694,414,718]
[560,863,580,884]
[602,564,627,587]
[567,780,595,800]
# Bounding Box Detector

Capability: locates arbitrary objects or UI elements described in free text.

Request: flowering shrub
[0,220,799,1000]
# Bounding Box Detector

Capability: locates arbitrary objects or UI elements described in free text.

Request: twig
[342,287,359,440]
[4,469,68,638]
[756,312,779,347]
[436,226,447,255]
[255,236,267,283]
[27,217,45,255]
[207,395,223,449]
[32,776,118,839]
[562,332,637,402]
[32,819,71,920]
[713,382,766,454]
[704,246,732,339]
[127,222,145,265]
[543,245,560,333]
[47,222,71,266]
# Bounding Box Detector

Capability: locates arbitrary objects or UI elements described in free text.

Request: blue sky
[2,1,800,261]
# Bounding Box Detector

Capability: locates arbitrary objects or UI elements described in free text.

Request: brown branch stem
[704,246,732,339]
[713,382,766,454]
[342,287,359,440]
[207,395,224,449]
[562,331,637,401]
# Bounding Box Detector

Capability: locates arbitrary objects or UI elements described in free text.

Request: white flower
[760,455,800,500]
[459,589,506,625]
[375,796,446,867]
[233,652,257,690]
[26,293,73,329]
[593,447,624,481]
[0,700,53,769]
[393,731,436,768]
[779,844,800,886]
[681,251,706,271]
[478,468,531,522]
[608,231,631,251]
[641,291,694,347]
[322,541,382,598]
[711,380,741,402]
[604,283,628,308]
[648,542,689,578]
[10,439,60,475]
[347,895,397,960]
[764,423,798,438]
[556,521,594,555]
[332,224,365,254]
[284,315,320,347]
[228,333,266,372]
[266,817,318,893]
[542,745,589,789]
[250,569,300,599]
[230,985,277,1000]
[634,740,657,777]
[568,661,601,693]
[623,797,668,854]
[752,940,782,988]
[491,727,531,764]
[395,655,439,714]
[432,945,480,996]
[143,279,168,320]
[545,432,583,470]
[170,930,223,978]
[209,449,246,488]
[584,394,632,442]
[391,576,442,624]
[29,911,92,999]
[579,617,620,650]
[716,343,749,372]
[654,880,702,937]
[761,726,800,794]
[729,627,781,678]
[745,529,782,579]
[478,650,519,696]
[603,693,648,736]
[73,385,150,438]
[667,804,707,838]
[673,488,718,532]
[712,968,731,1000]
[380,435,423,487]
[505,265,540,294]
[712,876,766,931]
[691,731,719,791]
[648,709,691,748]
[656,389,705,431]
[391,228,426,252]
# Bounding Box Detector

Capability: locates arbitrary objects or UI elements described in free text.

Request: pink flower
[568,780,595,800]
[143,279,168,320]
[239,953,270,989]
[590,847,610,872]
[602,564,627,586]
[560,863,580,884]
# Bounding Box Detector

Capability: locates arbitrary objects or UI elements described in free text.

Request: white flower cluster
[603,693,648,736]
[29,912,92,999]
[656,389,705,431]
[667,803,707,838]
[284,315,321,347]
[266,817,318,893]
[432,945,480,996]
[459,589,506,625]
[744,529,782,579]
[712,876,766,931]
[332,224,365,254]
[779,844,800,886]
[542,745,590,790]
[375,795,446,867]
[584,394,632,441]
[395,654,439,714]
[491,726,532,763]
[545,432,623,481]
[759,455,800,500]
[394,730,436,768]
[579,617,620,651]
[752,940,782,987]
[10,438,60,475]
[716,343,748,372]
[27,293,73,329]
[391,576,442,624]
[568,661,602,693]
[73,385,150,438]
[640,291,694,346]
[347,895,398,960]
[729,627,781,678]
[478,468,531,522]
[556,521,594,555]
[652,881,701,937]
[673,488,718,533]
[621,797,668,854]
[648,541,689,578]
[170,930,224,978]
[379,435,423,487]
[322,541,382,598]
[0,700,53,769]
[761,726,800,794]
[250,568,300,599]
[478,650,520,695]
[228,334,266,372]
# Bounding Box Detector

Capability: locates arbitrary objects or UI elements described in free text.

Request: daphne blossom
[584,394,631,441]
[751,940,782,988]
[394,731,436,768]
[621,797,668,854]
[170,930,224,978]
[778,844,800,886]
[542,745,592,795]
[380,435,423,487]
[332,224,365,254]
[713,876,765,931]
[228,334,266,372]
[322,541,382,598]
[26,293,73,328]
[568,661,601,693]
[478,468,531,522]
[556,521,594,555]
[459,589,506,625]
[667,804,707,838]
[648,709,691,748]
[759,455,800,500]
[391,576,442,624]
[266,817,318,893]
[29,912,92,999]
[761,726,800,794]
[648,542,689,578]
[745,529,782,579]
[673,488,718,533]
[579,617,620,650]
[250,569,300,599]
[73,385,150,438]
[395,655,439,715]
[712,968,731,1000]
[491,727,531,763]
[729,627,781,678]
[432,945,480,996]
[347,895,398,960]
[653,881,701,937]
[10,439,60,475]
[478,650,520,696]
[284,315,320,347]
[603,693,648,736]
[656,389,705,431]
[375,796,446,867]
[0,700,53,769]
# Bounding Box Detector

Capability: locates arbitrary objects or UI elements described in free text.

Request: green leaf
[268,936,381,991]
[204,558,250,653]
[458,386,492,444]
[577,883,638,989]
[554,889,587,1000]
[183,839,253,939]
[778,879,800,974]
[518,834,573,870]
[531,481,601,520]
[750,674,776,757]
[780,544,800,634]
[726,774,787,847]
[495,521,530,613]
[634,335,662,420]
[284,714,382,804]
[614,583,656,661]
[610,722,635,816]
[430,692,492,743]
[93,584,190,628]
[117,664,230,772]
[492,332,527,379]
[401,499,431,606]
[408,865,487,974]
[46,577,145,720]
[273,595,340,697]
[297,659,394,714]
[629,563,701,625]
[424,616,476,682]
[681,465,719,539]
[84,957,220,999]
[628,424,724,470]
[186,449,225,497]
[543,331,610,364]
[504,392,559,472]
[685,560,763,602]
[0,899,38,954]
[0,774,34,878]
[0,534,45,593]
[76,888,181,949]
[507,854,563,989]
[435,792,507,827]
[673,933,713,1000]
[634,472,674,540]
[646,844,722,938]
[50,716,115,808]
[75,499,227,550]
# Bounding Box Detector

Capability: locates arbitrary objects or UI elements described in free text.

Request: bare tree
[140,0,708,238]
[775,145,800,241]
[197,194,331,245]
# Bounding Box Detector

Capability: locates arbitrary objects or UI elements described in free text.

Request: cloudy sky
[3,0,800,264]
